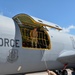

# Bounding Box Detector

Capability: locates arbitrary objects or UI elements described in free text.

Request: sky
[0,0,75,35]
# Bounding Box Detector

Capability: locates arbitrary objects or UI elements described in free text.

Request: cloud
[0,12,3,15]
[61,25,75,33]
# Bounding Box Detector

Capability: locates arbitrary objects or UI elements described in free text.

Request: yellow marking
[13,14,62,30]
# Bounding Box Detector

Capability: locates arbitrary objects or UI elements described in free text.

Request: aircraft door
[13,14,51,50]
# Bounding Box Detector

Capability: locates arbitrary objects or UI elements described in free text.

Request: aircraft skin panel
[0,15,75,74]
[57,50,75,63]
[42,30,75,62]
[0,15,16,63]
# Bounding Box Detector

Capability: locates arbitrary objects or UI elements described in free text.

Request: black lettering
[10,39,15,47]
[0,38,20,48]
[4,38,9,47]
[15,40,20,47]
[0,38,3,46]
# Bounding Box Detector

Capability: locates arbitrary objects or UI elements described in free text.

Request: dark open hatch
[13,14,61,49]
